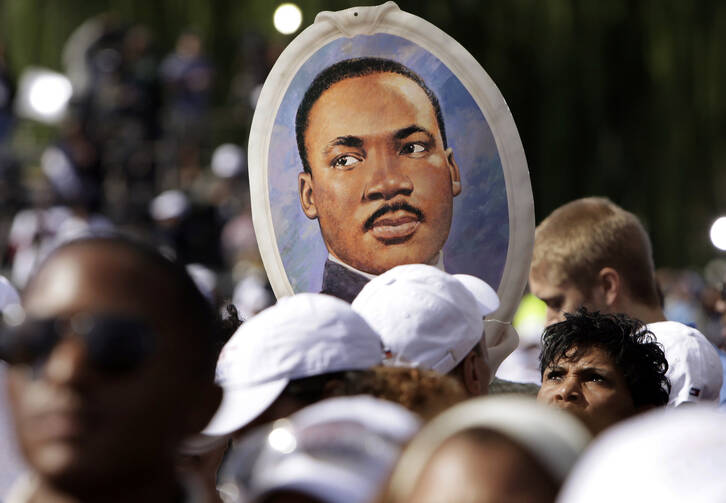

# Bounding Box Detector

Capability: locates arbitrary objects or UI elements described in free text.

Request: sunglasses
[0,313,156,373]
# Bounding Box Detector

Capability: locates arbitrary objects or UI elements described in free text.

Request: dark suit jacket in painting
[320,259,370,303]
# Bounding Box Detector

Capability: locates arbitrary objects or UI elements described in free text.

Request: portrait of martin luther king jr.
[296,57,462,302]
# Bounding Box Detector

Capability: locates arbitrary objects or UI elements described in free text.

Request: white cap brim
[203,378,289,436]
[453,274,500,316]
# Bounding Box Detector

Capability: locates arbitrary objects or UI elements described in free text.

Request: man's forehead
[529,274,567,297]
[306,72,439,139]
[24,245,162,317]
[530,272,588,298]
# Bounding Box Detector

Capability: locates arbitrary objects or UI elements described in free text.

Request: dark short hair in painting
[295,57,448,174]
[539,308,670,409]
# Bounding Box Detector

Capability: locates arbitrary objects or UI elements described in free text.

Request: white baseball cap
[453,273,500,316]
[558,406,726,503]
[352,264,498,374]
[220,396,421,503]
[647,321,723,406]
[203,294,383,436]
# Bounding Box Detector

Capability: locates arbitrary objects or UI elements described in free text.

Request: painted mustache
[364,201,425,230]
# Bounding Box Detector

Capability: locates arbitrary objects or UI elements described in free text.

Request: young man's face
[536,345,637,435]
[529,272,603,327]
[298,72,461,275]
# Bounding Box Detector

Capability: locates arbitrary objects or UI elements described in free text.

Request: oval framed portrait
[249,1,533,323]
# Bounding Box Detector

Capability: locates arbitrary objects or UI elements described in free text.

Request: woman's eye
[401,143,426,155]
[332,155,361,168]
[545,372,562,381]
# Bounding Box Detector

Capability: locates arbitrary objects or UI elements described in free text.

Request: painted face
[299,72,461,275]
[537,346,636,435]
[529,273,601,327]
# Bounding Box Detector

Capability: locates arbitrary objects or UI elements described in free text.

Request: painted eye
[401,143,426,155]
[332,155,361,168]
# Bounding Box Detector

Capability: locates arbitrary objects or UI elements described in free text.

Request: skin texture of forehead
[25,241,188,332]
[26,244,154,311]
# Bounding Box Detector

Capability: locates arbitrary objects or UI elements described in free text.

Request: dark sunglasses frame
[0,313,156,373]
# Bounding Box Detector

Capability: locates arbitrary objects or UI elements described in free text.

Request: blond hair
[531,197,659,307]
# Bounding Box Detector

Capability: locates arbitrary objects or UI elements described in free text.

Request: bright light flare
[15,68,73,124]
[273,3,303,35]
[710,216,726,251]
[267,424,297,454]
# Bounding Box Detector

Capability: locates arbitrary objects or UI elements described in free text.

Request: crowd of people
[1,14,726,503]
[0,195,723,503]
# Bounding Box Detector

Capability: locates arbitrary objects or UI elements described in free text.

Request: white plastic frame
[248,1,533,325]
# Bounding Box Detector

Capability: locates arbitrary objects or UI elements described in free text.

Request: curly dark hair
[539,308,670,408]
[280,366,467,420]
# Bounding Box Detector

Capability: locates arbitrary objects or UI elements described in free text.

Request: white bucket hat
[203,293,383,436]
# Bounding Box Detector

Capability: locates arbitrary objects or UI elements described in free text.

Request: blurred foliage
[1,0,725,268]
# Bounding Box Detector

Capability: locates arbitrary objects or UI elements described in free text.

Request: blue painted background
[267,33,509,293]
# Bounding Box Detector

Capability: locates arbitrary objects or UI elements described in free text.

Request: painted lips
[369,212,421,241]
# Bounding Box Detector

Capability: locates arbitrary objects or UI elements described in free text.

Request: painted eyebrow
[323,135,364,155]
[393,125,435,142]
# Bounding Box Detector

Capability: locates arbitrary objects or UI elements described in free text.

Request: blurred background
[0,0,724,351]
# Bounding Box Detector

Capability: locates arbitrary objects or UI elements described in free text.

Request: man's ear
[445,148,462,197]
[597,267,621,308]
[462,350,487,396]
[298,171,318,219]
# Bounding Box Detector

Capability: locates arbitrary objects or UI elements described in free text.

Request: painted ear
[298,172,318,219]
[446,148,462,197]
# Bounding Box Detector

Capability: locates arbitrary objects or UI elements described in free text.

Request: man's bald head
[25,236,219,374]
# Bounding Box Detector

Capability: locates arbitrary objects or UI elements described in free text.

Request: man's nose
[44,337,93,388]
[363,148,413,201]
[554,376,581,403]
